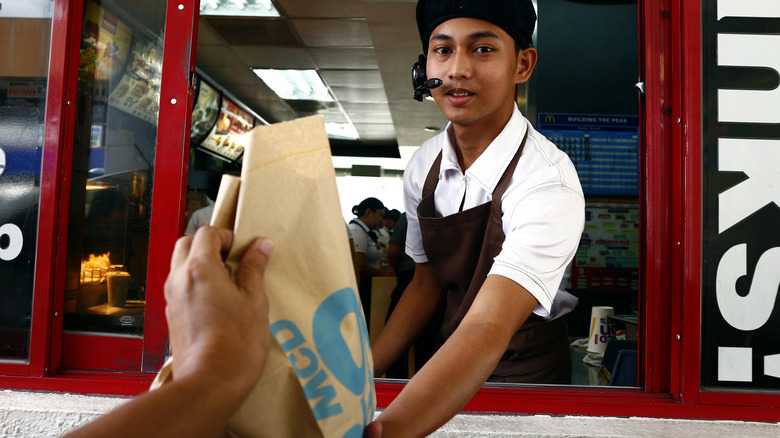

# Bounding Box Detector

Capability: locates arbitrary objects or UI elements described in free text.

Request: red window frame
[375,0,780,421]
[0,0,198,395]
[2,0,779,421]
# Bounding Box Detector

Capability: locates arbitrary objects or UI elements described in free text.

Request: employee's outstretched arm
[371,262,444,376]
[374,274,538,437]
[65,227,273,438]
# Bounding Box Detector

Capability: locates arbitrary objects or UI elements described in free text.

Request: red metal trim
[61,334,142,372]
[0,371,152,397]
[0,363,29,377]
[24,0,81,378]
[679,0,704,406]
[49,0,89,376]
[638,0,675,395]
[700,392,780,409]
[667,0,686,404]
[142,0,198,372]
[374,382,780,421]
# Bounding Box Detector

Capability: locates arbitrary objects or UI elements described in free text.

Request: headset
[412,54,443,102]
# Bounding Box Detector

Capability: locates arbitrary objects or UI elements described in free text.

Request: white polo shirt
[403,106,585,319]
[349,218,383,269]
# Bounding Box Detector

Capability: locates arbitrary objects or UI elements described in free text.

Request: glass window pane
[63,0,166,338]
[0,2,53,362]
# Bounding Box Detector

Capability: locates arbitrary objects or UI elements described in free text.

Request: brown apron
[417,132,571,384]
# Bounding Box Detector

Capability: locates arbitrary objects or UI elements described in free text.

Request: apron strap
[422,151,444,199]
[492,129,529,203]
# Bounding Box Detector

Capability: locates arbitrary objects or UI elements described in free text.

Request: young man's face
[426,17,536,128]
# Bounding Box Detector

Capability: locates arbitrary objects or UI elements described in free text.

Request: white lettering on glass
[717,138,780,233]
[713,0,780,386]
[718,347,752,382]
[717,34,780,124]
[765,354,780,379]
[718,0,780,20]
[0,223,23,261]
[716,243,780,331]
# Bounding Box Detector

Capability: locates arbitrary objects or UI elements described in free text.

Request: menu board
[198,98,254,162]
[78,0,132,83]
[572,201,640,291]
[190,77,222,145]
[107,38,163,125]
[538,113,639,196]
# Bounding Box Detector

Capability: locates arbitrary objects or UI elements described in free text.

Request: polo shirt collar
[439,105,528,193]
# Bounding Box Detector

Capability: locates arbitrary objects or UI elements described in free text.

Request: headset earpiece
[412,54,429,102]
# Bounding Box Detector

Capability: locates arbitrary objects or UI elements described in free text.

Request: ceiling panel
[354,123,397,139]
[276,0,365,18]
[292,19,373,47]
[193,1,442,149]
[329,87,388,103]
[231,46,315,69]
[348,111,394,125]
[205,17,300,46]
[195,45,246,68]
[197,19,224,45]
[200,66,264,86]
[308,47,379,70]
[320,70,384,88]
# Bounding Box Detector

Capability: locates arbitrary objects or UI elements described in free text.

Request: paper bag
[152,116,375,437]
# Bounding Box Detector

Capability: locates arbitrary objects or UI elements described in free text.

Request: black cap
[416,0,537,54]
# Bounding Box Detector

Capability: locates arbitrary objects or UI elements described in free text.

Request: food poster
[572,201,640,291]
[78,0,132,83]
[107,38,163,125]
[198,98,254,162]
[190,78,222,144]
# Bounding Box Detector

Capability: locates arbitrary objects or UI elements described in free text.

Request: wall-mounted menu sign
[107,38,163,125]
[538,113,639,196]
[573,201,639,291]
[700,0,780,391]
[79,0,132,83]
[198,98,254,162]
[190,76,222,145]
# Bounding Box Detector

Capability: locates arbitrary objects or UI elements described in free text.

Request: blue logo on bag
[270,287,374,436]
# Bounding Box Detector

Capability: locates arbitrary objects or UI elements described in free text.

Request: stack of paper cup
[587,306,616,354]
[107,271,131,307]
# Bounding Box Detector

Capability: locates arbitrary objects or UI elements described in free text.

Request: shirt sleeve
[403,159,428,263]
[489,186,585,317]
[389,214,407,247]
[349,223,369,254]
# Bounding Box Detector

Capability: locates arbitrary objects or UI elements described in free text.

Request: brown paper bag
[152,116,375,437]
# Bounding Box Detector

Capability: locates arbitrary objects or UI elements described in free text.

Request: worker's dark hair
[352,197,385,216]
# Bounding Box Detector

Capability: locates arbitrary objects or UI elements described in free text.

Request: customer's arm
[65,227,273,438]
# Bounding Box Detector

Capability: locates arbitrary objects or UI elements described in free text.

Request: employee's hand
[165,227,273,394]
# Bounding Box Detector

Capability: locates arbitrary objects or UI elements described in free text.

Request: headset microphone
[412,54,443,102]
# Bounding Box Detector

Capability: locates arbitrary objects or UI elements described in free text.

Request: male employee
[371,0,585,435]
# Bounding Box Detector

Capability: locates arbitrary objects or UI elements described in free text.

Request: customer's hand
[65,228,275,438]
[165,227,273,394]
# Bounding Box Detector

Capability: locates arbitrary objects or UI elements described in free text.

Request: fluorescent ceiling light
[253,69,334,102]
[325,122,360,140]
[200,0,280,17]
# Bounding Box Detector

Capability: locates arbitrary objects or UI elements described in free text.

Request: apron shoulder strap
[422,151,444,199]
[492,129,529,203]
